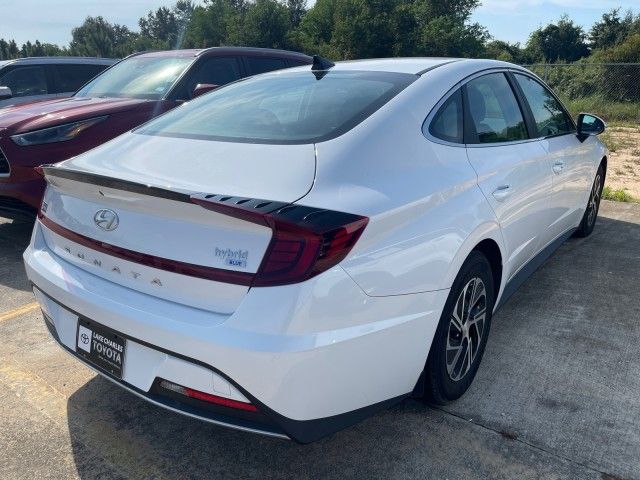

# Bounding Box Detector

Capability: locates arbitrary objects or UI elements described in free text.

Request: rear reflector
[159,379,258,412]
[191,194,369,287]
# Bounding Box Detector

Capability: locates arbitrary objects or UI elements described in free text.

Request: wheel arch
[472,238,503,302]
[442,222,507,308]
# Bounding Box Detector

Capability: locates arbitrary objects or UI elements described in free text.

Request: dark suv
[0,57,115,109]
[0,47,311,219]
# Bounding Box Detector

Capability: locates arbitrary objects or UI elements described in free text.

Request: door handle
[552,161,565,174]
[492,185,512,202]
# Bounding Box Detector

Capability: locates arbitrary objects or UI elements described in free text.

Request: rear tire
[575,165,604,238]
[424,251,495,405]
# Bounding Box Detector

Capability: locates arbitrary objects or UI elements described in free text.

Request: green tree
[286,0,307,28]
[295,0,487,60]
[69,16,137,58]
[236,0,291,48]
[139,1,195,49]
[526,15,589,62]
[589,8,635,50]
[484,40,533,63]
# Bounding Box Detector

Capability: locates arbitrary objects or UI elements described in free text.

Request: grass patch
[562,96,640,124]
[600,131,620,152]
[602,186,635,202]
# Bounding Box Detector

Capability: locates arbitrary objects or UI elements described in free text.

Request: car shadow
[65,375,443,479]
[0,219,34,292]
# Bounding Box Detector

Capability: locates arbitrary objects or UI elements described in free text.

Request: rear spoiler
[37,165,290,216]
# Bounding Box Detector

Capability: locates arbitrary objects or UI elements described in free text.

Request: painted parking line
[0,302,40,322]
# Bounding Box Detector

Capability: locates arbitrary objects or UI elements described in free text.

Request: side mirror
[0,86,12,100]
[577,113,606,141]
[192,83,219,99]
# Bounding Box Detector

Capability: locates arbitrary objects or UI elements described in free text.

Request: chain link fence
[523,63,640,125]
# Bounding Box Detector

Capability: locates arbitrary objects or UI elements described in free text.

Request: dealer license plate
[76,318,126,378]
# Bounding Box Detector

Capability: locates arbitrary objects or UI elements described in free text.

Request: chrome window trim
[422,66,560,149]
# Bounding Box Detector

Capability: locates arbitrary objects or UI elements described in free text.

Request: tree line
[1,0,639,65]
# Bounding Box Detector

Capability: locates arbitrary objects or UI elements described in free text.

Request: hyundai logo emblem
[94,209,119,231]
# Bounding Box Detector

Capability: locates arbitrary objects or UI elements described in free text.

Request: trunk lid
[39,133,316,315]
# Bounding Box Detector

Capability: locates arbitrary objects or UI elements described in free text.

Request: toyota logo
[94,209,119,231]
[80,333,90,344]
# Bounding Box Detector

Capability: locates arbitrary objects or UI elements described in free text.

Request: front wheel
[575,165,604,238]
[424,251,495,405]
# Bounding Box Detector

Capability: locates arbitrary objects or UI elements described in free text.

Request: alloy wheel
[587,173,602,227]
[446,277,487,382]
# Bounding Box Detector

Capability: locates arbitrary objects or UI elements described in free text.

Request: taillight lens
[191,194,368,287]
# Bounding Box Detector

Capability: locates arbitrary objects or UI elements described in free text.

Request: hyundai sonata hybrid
[24,57,607,443]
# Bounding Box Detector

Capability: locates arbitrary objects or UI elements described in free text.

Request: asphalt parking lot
[1,200,639,480]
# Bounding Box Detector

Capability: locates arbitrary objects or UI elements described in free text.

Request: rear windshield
[75,56,194,100]
[136,70,417,144]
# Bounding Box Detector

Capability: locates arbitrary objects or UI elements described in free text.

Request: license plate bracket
[76,318,126,379]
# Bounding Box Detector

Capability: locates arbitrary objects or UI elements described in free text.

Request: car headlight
[11,116,108,146]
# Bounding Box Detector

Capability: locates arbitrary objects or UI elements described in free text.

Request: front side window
[75,56,194,100]
[0,66,48,97]
[428,89,463,143]
[465,73,527,144]
[137,70,417,144]
[514,73,574,137]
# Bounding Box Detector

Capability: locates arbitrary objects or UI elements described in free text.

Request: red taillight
[191,194,368,287]
[160,379,258,412]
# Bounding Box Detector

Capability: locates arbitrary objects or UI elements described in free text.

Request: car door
[0,64,55,108]
[511,72,594,241]
[463,72,553,279]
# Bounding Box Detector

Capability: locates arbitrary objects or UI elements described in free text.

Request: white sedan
[24,56,607,443]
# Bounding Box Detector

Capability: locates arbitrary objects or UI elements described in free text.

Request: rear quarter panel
[303,66,507,297]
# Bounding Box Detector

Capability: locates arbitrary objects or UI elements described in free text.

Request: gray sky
[0,0,639,47]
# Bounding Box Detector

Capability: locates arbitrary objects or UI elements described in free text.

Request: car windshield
[75,56,194,100]
[136,70,417,144]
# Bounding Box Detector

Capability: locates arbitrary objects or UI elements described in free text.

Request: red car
[0,47,311,220]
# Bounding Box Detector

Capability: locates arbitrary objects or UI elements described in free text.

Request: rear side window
[513,73,574,137]
[428,89,463,144]
[138,70,417,144]
[52,64,108,93]
[0,66,48,97]
[465,73,527,144]
[174,57,242,100]
[245,57,287,75]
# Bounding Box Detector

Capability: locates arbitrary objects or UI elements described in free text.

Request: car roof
[283,57,520,76]
[132,47,311,61]
[1,57,116,66]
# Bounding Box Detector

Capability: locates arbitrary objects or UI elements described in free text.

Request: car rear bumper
[24,220,449,442]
